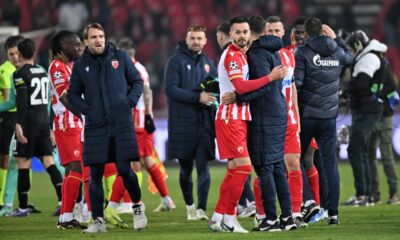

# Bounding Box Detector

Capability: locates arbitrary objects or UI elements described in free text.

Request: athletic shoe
[52,206,62,216]
[238,203,256,218]
[253,216,263,230]
[116,202,133,214]
[132,203,147,230]
[8,208,29,217]
[236,205,246,216]
[57,219,86,229]
[73,203,84,223]
[342,195,369,207]
[196,209,209,220]
[0,206,12,217]
[301,200,320,222]
[309,208,325,223]
[221,219,249,233]
[104,207,128,228]
[258,219,281,232]
[293,215,308,228]
[82,218,107,233]
[186,205,198,220]
[208,220,223,232]
[153,197,176,212]
[27,204,41,214]
[387,194,399,205]
[327,215,339,225]
[279,216,297,231]
[369,195,381,205]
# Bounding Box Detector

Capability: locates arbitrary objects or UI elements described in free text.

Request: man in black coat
[294,17,353,225]
[242,16,295,231]
[164,25,217,221]
[67,23,147,233]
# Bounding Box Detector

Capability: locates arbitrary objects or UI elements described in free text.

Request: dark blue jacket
[294,36,353,119]
[67,42,143,165]
[239,35,287,165]
[165,42,217,160]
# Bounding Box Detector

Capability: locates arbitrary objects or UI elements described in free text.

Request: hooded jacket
[239,35,287,165]
[349,39,386,114]
[165,41,217,160]
[294,36,353,119]
[67,42,143,165]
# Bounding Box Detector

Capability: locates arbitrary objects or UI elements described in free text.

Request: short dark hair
[292,16,307,28]
[17,38,35,59]
[83,23,105,39]
[4,35,24,51]
[187,24,207,33]
[216,21,230,36]
[304,17,322,37]
[229,16,249,28]
[266,16,282,24]
[248,15,265,35]
[118,39,136,57]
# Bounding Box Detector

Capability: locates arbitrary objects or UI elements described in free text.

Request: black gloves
[144,114,156,134]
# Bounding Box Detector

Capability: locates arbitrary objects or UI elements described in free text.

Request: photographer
[344,30,387,206]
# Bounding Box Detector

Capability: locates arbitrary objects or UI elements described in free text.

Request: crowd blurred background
[0,0,399,117]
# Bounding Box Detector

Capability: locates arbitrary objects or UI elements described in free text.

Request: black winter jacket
[165,42,217,160]
[67,43,143,165]
[294,36,353,119]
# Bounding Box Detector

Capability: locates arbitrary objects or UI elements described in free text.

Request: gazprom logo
[312,54,339,67]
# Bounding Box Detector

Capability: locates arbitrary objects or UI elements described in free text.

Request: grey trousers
[368,116,398,197]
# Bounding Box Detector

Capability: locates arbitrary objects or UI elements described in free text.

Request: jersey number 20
[31,77,49,105]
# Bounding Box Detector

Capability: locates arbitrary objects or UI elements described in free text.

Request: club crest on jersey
[73,150,80,157]
[204,63,210,73]
[53,71,62,79]
[237,146,244,153]
[229,61,238,70]
[111,60,119,69]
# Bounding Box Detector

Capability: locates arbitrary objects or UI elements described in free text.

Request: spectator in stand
[58,0,89,32]
[384,0,400,47]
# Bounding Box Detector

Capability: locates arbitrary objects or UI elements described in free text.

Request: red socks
[307,166,320,205]
[214,168,235,214]
[225,165,252,215]
[253,177,265,215]
[288,170,303,213]
[61,171,82,214]
[110,176,126,203]
[147,164,169,197]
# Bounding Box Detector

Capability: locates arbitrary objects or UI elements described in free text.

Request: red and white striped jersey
[49,59,82,131]
[216,44,251,121]
[279,48,298,126]
[132,61,150,130]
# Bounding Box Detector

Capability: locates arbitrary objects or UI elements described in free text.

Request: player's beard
[234,38,248,49]
[189,44,203,54]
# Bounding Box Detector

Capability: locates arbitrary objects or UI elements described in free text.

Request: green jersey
[0,60,16,112]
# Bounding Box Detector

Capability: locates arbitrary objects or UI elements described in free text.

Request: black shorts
[0,112,16,155]
[13,135,53,159]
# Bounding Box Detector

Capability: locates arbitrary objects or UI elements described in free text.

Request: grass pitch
[0,163,399,240]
